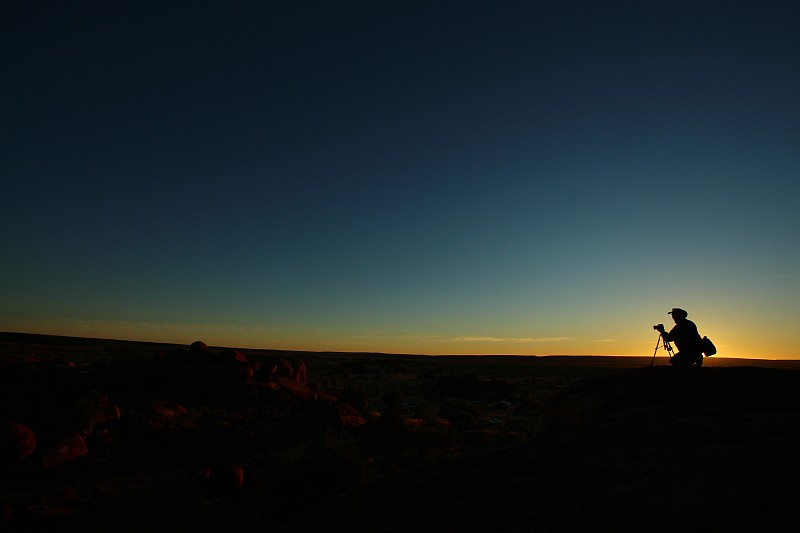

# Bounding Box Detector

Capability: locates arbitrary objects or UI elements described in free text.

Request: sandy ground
[2,332,799,531]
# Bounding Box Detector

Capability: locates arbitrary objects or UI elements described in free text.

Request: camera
[653,323,664,331]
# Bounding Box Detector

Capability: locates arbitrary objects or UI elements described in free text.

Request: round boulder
[189,340,209,353]
[1,420,36,465]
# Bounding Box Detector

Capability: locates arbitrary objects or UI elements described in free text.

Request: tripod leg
[650,334,661,367]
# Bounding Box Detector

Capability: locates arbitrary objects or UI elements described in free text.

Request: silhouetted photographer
[653,308,706,367]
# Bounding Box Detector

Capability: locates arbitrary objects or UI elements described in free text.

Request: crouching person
[655,308,704,367]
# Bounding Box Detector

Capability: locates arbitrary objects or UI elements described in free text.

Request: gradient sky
[2,1,799,358]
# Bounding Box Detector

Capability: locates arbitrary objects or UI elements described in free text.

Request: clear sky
[2,1,799,358]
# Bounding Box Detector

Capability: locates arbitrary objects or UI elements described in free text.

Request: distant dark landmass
[2,331,799,368]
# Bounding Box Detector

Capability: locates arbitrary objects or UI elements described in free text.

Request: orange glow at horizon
[2,316,797,360]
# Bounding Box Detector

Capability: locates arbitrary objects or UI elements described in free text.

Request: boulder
[42,432,88,469]
[73,392,121,427]
[272,376,318,401]
[148,400,189,418]
[1,420,36,464]
[87,428,114,452]
[253,359,279,381]
[294,359,307,384]
[219,349,248,365]
[403,418,424,429]
[206,463,244,496]
[335,402,367,428]
[189,340,209,353]
[187,341,211,362]
[276,359,293,378]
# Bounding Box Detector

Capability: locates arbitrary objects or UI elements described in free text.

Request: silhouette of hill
[289,366,800,532]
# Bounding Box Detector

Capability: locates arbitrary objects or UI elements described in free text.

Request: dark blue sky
[3,1,799,357]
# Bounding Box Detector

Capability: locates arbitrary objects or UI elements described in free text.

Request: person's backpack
[701,336,716,357]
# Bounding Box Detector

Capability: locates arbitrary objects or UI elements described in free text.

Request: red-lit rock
[149,400,188,418]
[272,376,318,401]
[42,432,88,469]
[87,428,114,452]
[276,359,293,378]
[1,420,36,464]
[219,348,248,365]
[335,402,367,428]
[206,463,244,496]
[74,392,121,427]
[294,358,307,384]
[403,418,424,429]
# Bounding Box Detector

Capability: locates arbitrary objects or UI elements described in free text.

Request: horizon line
[1,330,796,362]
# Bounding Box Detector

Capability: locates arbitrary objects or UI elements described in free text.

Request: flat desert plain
[2,332,799,531]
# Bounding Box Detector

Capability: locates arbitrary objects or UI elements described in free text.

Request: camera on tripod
[650,323,674,366]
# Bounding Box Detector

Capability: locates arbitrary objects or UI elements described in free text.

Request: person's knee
[670,352,693,367]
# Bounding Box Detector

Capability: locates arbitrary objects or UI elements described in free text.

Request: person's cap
[668,308,688,318]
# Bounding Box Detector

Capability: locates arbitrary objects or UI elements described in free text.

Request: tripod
[650,332,675,367]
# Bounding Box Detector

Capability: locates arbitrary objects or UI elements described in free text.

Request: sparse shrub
[436,373,480,397]
[438,401,482,428]
[512,389,548,417]
[381,388,404,409]
[503,416,537,437]
[408,424,462,456]
[277,429,368,505]
[375,406,405,435]
[417,370,437,381]
[339,387,368,413]
[411,403,433,419]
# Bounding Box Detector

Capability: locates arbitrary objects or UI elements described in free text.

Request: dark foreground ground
[2,332,799,531]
